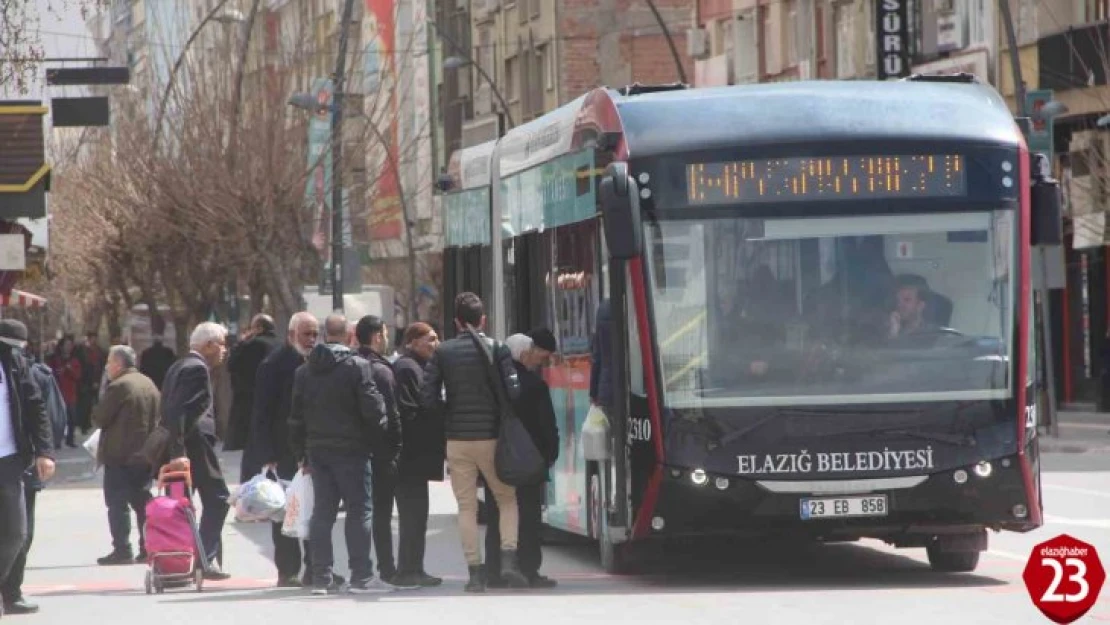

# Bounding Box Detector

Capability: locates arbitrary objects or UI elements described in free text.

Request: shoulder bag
[465,329,546,487]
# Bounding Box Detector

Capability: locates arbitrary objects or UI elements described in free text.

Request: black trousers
[371,459,396,578]
[271,461,310,579]
[0,456,27,594]
[485,481,545,580]
[0,476,34,604]
[395,476,431,576]
[103,465,152,554]
[186,434,230,567]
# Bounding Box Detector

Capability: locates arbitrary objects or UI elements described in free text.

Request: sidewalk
[1039,407,1110,454]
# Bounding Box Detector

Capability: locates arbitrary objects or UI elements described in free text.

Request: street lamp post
[288,0,357,315]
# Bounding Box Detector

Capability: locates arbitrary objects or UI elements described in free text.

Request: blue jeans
[307,451,374,587]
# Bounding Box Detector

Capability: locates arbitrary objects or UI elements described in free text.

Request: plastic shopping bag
[232,470,287,522]
[82,428,101,460]
[281,469,313,539]
[581,404,610,462]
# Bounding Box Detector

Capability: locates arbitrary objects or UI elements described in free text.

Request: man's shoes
[348,577,398,594]
[393,571,442,587]
[528,575,558,588]
[202,564,231,581]
[136,548,148,562]
[310,578,349,595]
[2,599,39,615]
[498,550,530,588]
[302,572,343,588]
[277,575,302,588]
[464,565,486,593]
[97,550,134,566]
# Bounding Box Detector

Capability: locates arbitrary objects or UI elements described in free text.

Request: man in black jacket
[419,292,527,593]
[0,320,54,619]
[247,312,319,588]
[485,329,560,589]
[227,314,280,480]
[162,322,231,581]
[354,315,403,584]
[289,314,397,595]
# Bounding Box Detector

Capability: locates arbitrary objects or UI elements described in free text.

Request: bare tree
[0,0,105,94]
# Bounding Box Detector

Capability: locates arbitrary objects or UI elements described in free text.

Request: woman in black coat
[391,322,444,587]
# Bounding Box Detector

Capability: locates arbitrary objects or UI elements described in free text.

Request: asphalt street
[10,423,1110,625]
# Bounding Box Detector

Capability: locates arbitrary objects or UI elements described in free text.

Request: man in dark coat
[354,315,404,584]
[226,314,280,480]
[162,322,231,580]
[93,345,160,566]
[390,322,443,587]
[289,314,399,594]
[139,336,176,391]
[246,312,320,587]
[485,328,560,588]
[0,320,54,619]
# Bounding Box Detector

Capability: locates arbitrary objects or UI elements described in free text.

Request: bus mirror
[1030,153,1063,246]
[600,163,644,260]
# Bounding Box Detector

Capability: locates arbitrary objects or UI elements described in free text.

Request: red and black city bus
[439,75,1061,573]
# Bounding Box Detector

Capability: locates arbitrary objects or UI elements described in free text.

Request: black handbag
[466,330,546,487]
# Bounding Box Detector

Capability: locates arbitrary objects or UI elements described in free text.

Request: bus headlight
[714,477,730,490]
[973,461,993,478]
[953,469,969,484]
[690,469,708,486]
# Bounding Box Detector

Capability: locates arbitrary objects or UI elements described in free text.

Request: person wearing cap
[485,328,560,589]
[0,320,54,618]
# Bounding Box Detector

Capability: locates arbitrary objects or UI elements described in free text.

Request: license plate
[799,495,888,520]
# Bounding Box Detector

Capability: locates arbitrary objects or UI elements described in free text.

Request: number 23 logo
[1041,558,1090,603]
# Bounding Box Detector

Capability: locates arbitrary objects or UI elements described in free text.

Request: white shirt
[0,363,17,458]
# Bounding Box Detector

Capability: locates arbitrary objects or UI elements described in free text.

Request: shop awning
[0,289,46,308]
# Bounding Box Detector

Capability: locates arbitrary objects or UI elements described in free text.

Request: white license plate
[799,495,888,520]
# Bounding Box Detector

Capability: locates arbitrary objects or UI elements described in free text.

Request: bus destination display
[686,155,966,205]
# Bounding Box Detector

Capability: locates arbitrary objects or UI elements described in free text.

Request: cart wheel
[195,567,204,592]
[144,571,153,595]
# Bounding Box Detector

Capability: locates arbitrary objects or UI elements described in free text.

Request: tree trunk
[106,292,123,343]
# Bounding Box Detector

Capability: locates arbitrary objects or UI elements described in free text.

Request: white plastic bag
[233,470,287,522]
[282,469,314,539]
[82,428,101,460]
[581,404,611,461]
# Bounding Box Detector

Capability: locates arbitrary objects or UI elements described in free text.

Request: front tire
[590,468,630,574]
[926,545,980,572]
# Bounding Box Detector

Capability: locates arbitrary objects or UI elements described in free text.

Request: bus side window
[627,264,646,397]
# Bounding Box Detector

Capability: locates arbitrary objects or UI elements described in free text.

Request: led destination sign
[686,154,966,205]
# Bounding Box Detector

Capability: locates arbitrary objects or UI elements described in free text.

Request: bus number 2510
[629,418,652,442]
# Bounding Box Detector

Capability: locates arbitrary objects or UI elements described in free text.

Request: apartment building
[439,0,693,153]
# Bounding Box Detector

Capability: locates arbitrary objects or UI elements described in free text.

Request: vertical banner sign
[876,0,910,80]
[1025,89,1055,155]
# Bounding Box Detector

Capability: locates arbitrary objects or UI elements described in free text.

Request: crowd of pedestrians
[0,288,566,615]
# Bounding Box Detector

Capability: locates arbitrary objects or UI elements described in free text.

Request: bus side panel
[543,357,593,535]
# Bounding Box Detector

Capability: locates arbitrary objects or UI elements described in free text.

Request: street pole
[1000,0,1060,434]
[330,0,357,314]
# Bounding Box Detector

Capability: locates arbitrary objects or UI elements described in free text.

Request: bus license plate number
[799,495,888,520]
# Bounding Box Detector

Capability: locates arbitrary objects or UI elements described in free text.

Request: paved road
[10,441,1109,625]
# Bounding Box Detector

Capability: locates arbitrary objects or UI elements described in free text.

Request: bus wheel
[926,545,980,573]
[590,470,629,575]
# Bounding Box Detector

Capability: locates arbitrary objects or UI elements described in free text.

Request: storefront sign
[876,0,911,80]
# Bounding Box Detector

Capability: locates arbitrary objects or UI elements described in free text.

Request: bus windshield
[645,210,1015,408]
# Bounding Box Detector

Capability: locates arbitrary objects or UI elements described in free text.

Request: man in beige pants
[419,292,529,592]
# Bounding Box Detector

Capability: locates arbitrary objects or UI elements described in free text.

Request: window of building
[506,55,518,102]
[530,46,545,114]
[530,0,541,19]
[1017,0,1036,45]
[785,0,798,67]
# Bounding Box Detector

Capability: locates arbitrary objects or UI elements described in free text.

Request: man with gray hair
[92,345,161,566]
[162,322,231,579]
[247,311,321,587]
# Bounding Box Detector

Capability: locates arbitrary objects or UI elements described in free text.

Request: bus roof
[613,80,1024,160]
